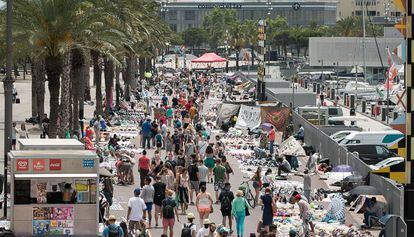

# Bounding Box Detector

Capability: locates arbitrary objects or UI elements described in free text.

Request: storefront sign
[16,159,29,171]
[49,159,62,171]
[82,159,95,169]
[32,159,46,171]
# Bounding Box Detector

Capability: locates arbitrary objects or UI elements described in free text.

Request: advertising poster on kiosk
[33,207,74,235]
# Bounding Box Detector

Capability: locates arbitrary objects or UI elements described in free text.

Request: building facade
[336,0,403,22]
[159,0,338,33]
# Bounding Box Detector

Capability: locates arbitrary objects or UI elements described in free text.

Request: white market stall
[10,150,99,236]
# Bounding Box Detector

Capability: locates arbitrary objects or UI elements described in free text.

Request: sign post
[257,19,266,101]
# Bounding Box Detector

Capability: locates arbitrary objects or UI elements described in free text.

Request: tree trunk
[138,57,145,81]
[84,62,91,101]
[13,64,19,77]
[236,49,240,71]
[79,55,89,120]
[115,66,121,108]
[91,50,103,116]
[104,57,114,118]
[45,55,63,138]
[33,59,46,125]
[71,48,85,134]
[31,63,38,118]
[123,53,133,101]
[251,45,255,67]
[58,51,72,138]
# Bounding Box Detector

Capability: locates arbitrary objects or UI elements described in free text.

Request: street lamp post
[266,0,272,72]
[225,30,229,73]
[333,61,339,106]
[3,0,13,218]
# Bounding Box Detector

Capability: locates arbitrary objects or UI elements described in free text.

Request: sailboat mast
[362,0,367,82]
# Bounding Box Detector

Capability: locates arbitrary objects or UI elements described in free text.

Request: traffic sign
[292,2,301,11]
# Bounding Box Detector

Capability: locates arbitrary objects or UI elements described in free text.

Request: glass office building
[160,0,338,32]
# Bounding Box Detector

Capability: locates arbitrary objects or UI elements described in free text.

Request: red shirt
[85,128,94,140]
[138,155,150,170]
[269,129,276,141]
[159,115,167,125]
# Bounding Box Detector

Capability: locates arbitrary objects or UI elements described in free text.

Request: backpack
[181,223,194,237]
[162,199,175,219]
[108,225,121,237]
[221,192,232,212]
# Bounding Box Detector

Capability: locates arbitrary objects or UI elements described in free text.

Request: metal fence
[292,111,404,216]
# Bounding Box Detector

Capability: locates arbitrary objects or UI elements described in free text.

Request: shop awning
[14,173,98,179]
[191,53,227,63]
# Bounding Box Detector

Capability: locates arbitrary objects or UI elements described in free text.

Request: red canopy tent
[191,53,227,63]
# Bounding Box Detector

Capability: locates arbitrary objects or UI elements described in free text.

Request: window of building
[184,10,195,21]
[169,24,177,32]
[168,10,177,20]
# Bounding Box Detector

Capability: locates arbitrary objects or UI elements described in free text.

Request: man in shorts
[188,155,200,205]
[198,159,208,188]
[161,189,180,237]
[127,188,146,233]
[213,159,227,203]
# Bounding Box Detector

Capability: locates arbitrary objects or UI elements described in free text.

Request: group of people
[98,67,321,237]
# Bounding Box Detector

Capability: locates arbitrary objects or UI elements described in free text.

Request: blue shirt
[102,224,124,237]
[142,121,152,135]
[100,119,107,130]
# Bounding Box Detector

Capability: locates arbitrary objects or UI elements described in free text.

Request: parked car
[345,144,397,165]
[369,157,404,170]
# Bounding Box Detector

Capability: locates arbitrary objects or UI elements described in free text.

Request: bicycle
[239,180,256,208]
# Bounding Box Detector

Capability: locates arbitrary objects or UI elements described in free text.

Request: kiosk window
[14,179,97,205]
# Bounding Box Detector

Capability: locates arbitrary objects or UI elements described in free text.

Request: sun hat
[187,213,195,219]
[203,219,211,225]
[108,215,116,221]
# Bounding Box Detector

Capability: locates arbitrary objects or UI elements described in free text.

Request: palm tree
[242,20,258,66]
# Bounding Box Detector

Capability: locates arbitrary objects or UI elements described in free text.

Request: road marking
[110,202,124,211]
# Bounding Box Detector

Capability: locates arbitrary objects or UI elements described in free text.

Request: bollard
[343,93,348,105]
[350,94,355,108]
[304,80,308,89]
[331,88,336,101]
[362,100,366,113]
[313,83,317,93]
[381,107,387,121]
[371,104,376,116]
[316,84,321,94]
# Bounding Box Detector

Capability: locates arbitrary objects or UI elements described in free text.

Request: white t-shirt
[196,227,209,237]
[198,165,208,182]
[128,196,147,221]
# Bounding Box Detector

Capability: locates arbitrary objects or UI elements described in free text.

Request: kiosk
[18,139,85,150]
[9,150,98,236]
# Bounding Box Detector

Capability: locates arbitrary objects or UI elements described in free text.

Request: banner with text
[235,105,261,129]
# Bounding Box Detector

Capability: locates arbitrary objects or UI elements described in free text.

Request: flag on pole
[385,47,398,89]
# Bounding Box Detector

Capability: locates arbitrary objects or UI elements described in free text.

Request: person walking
[262,169,274,189]
[138,150,151,188]
[221,157,233,183]
[196,219,211,237]
[127,188,147,234]
[153,176,166,228]
[303,169,312,202]
[102,215,124,237]
[204,146,215,183]
[268,126,276,155]
[290,194,314,237]
[195,185,213,226]
[218,183,234,233]
[259,188,276,232]
[11,122,17,150]
[232,190,249,237]
[250,167,262,206]
[213,159,227,203]
[197,160,208,188]
[181,213,197,237]
[19,122,29,139]
[161,189,180,237]
[141,177,155,227]
[141,118,152,149]
[178,168,190,214]
[188,155,200,205]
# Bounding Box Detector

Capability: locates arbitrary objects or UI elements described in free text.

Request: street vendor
[290,194,314,237]
[276,156,291,176]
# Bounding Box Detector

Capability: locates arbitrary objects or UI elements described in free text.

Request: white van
[339,130,404,147]
[330,130,360,143]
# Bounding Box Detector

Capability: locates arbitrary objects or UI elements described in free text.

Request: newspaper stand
[9,150,98,236]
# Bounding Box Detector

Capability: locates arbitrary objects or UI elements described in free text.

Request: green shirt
[231,197,249,216]
[213,165,226,182]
